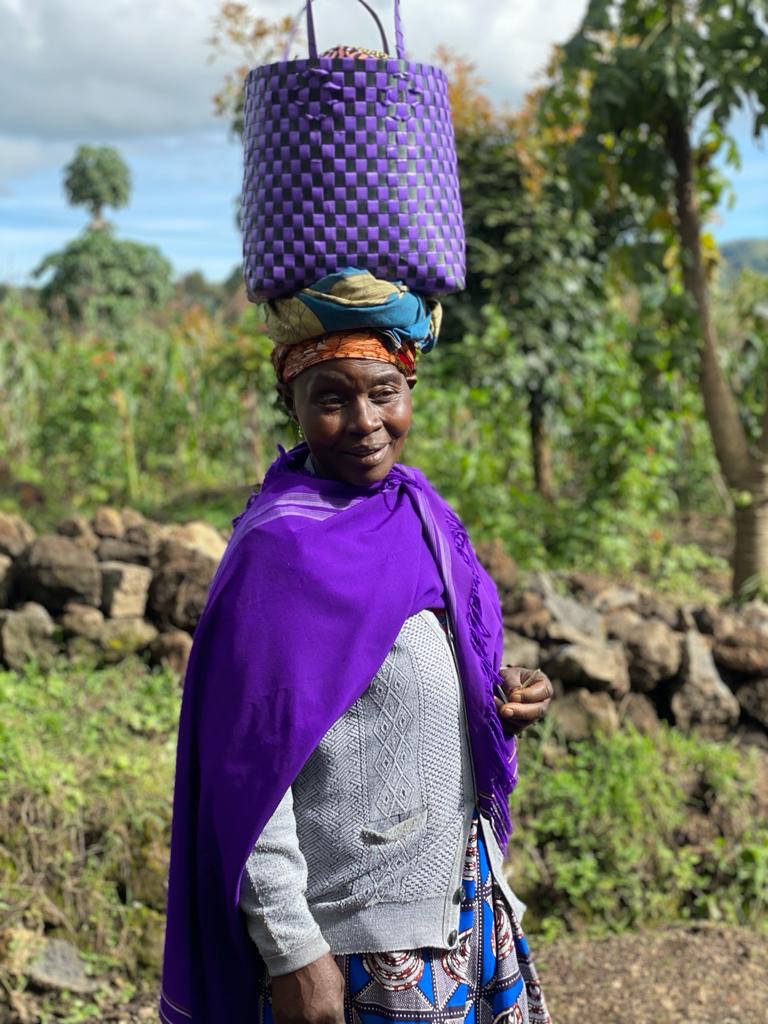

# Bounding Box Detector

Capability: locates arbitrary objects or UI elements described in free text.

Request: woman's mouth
[343,444,389,466]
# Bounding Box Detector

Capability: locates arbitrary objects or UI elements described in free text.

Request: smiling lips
[344,443,389,463]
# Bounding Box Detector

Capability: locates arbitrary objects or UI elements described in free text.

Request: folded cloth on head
[264,268,442,353]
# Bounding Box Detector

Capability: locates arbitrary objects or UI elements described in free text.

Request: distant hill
[721,238,768,279]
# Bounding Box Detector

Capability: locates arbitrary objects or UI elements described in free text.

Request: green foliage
[509,722,768,940]
[557,0,767,208]
[2,657,765,1017]
[0,657,179,987]
[34,228,173,326]
[63,145,131,225]
[714,269,768,446]
[0,294,283,516]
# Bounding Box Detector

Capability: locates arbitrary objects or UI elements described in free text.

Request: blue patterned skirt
[258,815,551,1023]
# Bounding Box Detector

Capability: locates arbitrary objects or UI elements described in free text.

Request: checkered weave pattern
[242,56,465,301]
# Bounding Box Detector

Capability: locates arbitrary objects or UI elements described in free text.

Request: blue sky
[1,0,766,286]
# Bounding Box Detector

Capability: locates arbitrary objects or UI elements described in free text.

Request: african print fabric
[272,329,417,383]
[257,814,551,1023]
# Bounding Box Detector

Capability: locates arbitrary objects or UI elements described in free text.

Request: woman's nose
[348,397,380,435]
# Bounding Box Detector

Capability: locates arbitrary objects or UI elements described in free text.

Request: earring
[297,424,304,439]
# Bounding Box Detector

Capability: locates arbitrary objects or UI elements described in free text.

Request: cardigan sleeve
[238,786,331,977]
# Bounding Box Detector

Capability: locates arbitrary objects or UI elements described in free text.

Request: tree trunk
[528,387,555,501]
[666,111,765,595]
[733,492,768,595]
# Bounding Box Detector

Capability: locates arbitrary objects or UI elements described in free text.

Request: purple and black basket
[241,0,465,301]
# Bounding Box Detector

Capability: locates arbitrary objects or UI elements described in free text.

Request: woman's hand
[270,953,345,1024]
[495,667,554,736]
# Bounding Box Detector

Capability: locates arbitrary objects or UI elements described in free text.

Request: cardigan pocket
[360,808,428,846]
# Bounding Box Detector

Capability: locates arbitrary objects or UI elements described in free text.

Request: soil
[4,923,765,1023]
[536,922,768,1024]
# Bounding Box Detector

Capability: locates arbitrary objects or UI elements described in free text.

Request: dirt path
[4,924,766,1023]
[536,923,768,1024]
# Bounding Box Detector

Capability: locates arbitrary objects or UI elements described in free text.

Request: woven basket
[242,0,465,301]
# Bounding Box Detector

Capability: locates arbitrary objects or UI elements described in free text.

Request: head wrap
[266,267,441,348]
[272,329,416,384]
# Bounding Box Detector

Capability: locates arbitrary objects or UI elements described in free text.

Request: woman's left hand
[495,667,554,736]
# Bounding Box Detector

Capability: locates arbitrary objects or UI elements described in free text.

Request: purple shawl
[160,445,517,1023]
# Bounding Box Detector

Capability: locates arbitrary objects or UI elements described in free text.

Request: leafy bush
[0,657,178,993]
[508,722,768,940]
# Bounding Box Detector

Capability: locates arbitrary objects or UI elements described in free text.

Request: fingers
[500,667,554,704]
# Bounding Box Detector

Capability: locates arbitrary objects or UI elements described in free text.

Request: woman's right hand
[270,953,346,1024]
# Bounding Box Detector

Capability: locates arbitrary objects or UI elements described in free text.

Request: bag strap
[294,0,406,61]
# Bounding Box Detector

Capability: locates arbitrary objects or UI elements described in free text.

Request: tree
[209,3,296,137]
[63,145,131,230]
[35,227,172,326]
[437,52,605,501]
[550,0,768,594]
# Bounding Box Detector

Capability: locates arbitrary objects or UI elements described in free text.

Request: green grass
[1,658,767,1021]
[508,720,768,940]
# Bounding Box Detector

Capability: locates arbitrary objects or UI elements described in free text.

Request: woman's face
[286,358,414,486]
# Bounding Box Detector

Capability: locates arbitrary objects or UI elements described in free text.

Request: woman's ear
[276,381,297,419]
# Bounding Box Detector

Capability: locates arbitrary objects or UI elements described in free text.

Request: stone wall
[1,511,766,748]
[474,539,768,748]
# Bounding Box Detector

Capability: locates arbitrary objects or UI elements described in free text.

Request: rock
[0,512,36,559]
[25,937,98,994]
[619,693,661,736]
[96,537,151,565]
[99,618,158,662]
[55,515,99,552]
[100,561,152,618]
[636,591,678,628]
[474,539,517,592]
[592,584,640,615]
[622,617,683,693]
[0,553,12,607]
[544,640,630,697]
[713,627,768,676]
[740,601,768,634]
[156,521,226,565]
[149,630,193,677]
[60,602,105,641]
[550,688,620,741]
[671,632,740,739]
[528,571,605,642]
[734,678,768,730]
[120,507,147,531]
[502,632,540,670]
[92,505,124,539]
[676,604,698,632]
[503,591,552,638]
[15,535,101,612]
[603,608,645,643]
[734,724,768,751]
[16,602,55,636]
[0,606,59,670]
[148,545,219,632]
[67,635,103,664]
[691,604,721,635]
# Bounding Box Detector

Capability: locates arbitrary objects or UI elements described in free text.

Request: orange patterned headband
[272,330,417,384]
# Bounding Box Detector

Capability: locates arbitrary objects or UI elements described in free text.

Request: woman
[160,271,553,1024]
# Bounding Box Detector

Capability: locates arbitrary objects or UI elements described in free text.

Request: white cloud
[0,0,587,146]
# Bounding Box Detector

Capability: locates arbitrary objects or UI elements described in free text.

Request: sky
[1,0,766,285]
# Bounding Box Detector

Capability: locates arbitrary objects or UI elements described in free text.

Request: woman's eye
[371,388,398,401]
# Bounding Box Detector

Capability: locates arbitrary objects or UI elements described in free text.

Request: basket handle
[294,0,406,61]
